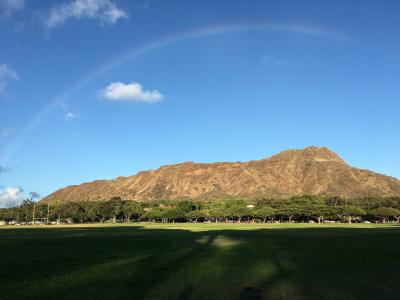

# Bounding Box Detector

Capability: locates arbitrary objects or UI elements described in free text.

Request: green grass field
[1,223,400,300]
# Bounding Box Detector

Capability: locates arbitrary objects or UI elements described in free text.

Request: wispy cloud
[261,56,285,65]
[0,186,24,208]
[58,101,78,122]
[0,64,18,95]
[0,0,25,18]
[101,81,164,103]
[64,111,77,121]
[0,165,10,174]
[45,0,127,29]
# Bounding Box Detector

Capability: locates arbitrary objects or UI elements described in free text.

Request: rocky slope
[42,146,400,202]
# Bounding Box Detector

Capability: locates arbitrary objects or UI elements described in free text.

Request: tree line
[1,195,400,224]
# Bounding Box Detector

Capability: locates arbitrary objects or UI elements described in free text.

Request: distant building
[246,205,255,209]
[0,220,6,226]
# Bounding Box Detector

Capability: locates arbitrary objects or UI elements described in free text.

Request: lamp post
[46,203,50,225]
[32,202,36,225]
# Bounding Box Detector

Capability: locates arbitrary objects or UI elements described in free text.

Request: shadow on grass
[1,225,400,300]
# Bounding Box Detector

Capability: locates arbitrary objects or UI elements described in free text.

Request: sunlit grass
[1,221,395,231]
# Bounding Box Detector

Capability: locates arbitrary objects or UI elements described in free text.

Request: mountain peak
[42,146,400,203]
[268,146,346,164]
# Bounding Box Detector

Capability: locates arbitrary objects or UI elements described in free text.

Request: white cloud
[102,81,164,102]
[0,0,25,17]
[0,187,24,208]
[0,64,18,95]
[45,0,127,28]
[64,111,76,121]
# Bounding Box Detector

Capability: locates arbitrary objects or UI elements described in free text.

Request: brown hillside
[42,146,400,202]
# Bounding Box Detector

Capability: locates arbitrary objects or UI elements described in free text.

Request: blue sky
[0,0,399,207]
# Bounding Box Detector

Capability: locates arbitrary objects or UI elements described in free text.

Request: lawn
[1,223,400,299]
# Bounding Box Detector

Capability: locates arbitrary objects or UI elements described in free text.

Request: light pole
[32,202,36,225]
[46,203,50,225]
[29,192,40,225]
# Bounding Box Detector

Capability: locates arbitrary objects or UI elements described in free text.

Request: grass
[1,223,400,299]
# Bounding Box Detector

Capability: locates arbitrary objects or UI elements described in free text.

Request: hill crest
[42,146,400,203]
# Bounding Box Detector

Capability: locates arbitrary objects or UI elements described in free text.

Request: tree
[110,197,124,223]
[186,210,208,223]
[0,207,19,223]
[370,207,400,223]
[303,205,333,223]
[337,206,365,223]
[228,206,252,223]
[161,208,185,223]
[208,208,229,223]
[19,200,35,223]
[80,202,99,222]
[278,205,304,222]
[60,202,85,223]
[290,195,325,206]
[141,209,163,222]
[96,201,114,222]
[324,196,346,207]
[175,200,195,213]
[122,201,142,222]
[254,207,276,223]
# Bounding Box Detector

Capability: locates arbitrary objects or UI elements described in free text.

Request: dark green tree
[186,210,208,223]
[278,205,304,222]
[253,207,276,223]
[122,201,142,221]
[161,208,185,223]
[228,206,252,223]
[337,205,365,223]
[370,207,400,223]
[303,205,332,223]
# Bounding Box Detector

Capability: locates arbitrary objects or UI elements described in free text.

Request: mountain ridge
[42,146,400,203]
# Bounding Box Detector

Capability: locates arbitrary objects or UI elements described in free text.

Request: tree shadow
[1,225,400,299]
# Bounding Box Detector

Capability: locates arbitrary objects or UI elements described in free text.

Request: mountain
[42,146,400,203]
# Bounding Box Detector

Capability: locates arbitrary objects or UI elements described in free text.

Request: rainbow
[1,22,349,163]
